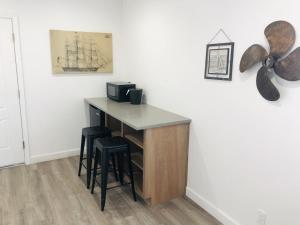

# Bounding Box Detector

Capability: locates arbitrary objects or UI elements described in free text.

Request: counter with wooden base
[85,97,191,205]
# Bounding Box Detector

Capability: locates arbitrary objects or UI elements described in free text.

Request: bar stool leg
[111,153,119,181]
[101,149,109,211]
[117,153,124,185]
[86,137,93,189]
[127,148,137,201]
[91,147,99,194]
[78,135,86,176]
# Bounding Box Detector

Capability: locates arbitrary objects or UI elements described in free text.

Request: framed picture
[204,42,234,81]
[50,30,113,74]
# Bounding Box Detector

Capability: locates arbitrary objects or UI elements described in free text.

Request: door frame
[0,14,31,165]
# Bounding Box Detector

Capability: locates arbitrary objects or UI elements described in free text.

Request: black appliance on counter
[106,82,136,102]
[128,88,143,104]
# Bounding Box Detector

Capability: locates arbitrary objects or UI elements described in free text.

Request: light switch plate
[257,209,267,225]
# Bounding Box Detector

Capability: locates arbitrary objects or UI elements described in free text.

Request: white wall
[0,0,122,161]
[121,0,300,225]
[1,0,299,224]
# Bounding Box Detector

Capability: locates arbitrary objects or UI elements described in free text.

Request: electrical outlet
[257,209,267,225]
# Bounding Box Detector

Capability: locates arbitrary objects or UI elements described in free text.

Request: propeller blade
[264,20,295,59]
[274,47,300,81]
[240,44,268,72]
[256,66,280,101]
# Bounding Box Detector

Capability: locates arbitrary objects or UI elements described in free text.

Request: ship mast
[65,41,70,68]
[75,35,79,67]
[88,41,99,67]
[89,42,93,67]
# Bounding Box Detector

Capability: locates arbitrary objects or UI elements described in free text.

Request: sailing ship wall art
[50,30,113,74]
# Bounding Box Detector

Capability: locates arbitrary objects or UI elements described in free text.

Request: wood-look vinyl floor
[0,156,222,225]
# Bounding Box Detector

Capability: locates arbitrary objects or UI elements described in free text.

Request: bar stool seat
[78,126,117,189]
[95,136,128,151]
[82,126,111,137]
[91,136,137,211]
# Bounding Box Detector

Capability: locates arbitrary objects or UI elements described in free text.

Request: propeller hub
[263,56,275,69]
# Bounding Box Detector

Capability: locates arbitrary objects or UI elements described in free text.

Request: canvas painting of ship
[50,30,113,74]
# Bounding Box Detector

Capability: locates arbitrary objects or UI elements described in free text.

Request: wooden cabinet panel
[144,124,189,205]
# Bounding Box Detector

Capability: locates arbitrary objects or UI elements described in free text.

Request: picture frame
[204,42,234,81]
[50,30,113,74]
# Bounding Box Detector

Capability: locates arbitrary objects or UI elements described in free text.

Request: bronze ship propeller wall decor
[240,20,300,101]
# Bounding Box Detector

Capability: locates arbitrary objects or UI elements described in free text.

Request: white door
[0,18,24,167]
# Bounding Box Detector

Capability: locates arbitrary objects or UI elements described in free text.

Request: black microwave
[107,82,136,102]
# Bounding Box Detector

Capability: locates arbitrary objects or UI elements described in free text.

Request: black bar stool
[91,136,137,211]
[78,126,117,189]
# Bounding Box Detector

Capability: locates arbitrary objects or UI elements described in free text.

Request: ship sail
[61,35,109,72]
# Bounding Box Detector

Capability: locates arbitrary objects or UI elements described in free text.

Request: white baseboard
[186,187,241,225]
[30,148,80,164]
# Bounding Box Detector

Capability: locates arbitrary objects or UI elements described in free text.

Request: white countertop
[85,97,191,130]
